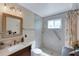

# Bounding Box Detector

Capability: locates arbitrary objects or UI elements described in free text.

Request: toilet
[31,48,49,56]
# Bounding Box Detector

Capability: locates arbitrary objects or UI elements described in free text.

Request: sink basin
[8,45,20,51]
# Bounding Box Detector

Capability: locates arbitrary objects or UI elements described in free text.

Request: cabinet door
[9,45,31,56]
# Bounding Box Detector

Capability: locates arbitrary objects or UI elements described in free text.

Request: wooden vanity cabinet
[9,45,31,56]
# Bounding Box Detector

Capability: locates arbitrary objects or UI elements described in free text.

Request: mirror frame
[2,13,23,38]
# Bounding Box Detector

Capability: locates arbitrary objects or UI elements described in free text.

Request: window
[48,19,62,29]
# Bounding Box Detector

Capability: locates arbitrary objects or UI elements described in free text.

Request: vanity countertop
[0,41,34,56]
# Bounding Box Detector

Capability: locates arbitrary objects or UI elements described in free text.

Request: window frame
[48,18,62,29]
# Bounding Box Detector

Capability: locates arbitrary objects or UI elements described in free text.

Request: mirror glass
[2,13,23,38]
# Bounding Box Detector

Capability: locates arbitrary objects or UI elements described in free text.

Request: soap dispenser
[14,40,16,45]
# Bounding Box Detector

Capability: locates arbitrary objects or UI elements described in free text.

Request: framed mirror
[2,13,23,38]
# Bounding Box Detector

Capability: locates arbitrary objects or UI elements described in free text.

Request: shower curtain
[65,10,78,47]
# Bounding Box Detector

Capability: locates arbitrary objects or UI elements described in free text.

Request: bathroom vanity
[0,13,33,56]
[0,41,33,56]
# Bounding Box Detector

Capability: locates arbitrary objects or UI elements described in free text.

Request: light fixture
[3,3,7,11]
[4,3,7,8]
[2,3,22,17]
[19,10,22,14]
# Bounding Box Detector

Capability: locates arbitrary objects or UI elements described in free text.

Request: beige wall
[16,4,35,42]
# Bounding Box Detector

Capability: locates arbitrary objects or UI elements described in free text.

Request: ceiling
[18,3,73,17]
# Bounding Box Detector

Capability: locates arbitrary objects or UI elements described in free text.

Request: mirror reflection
[6,17,20,35]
